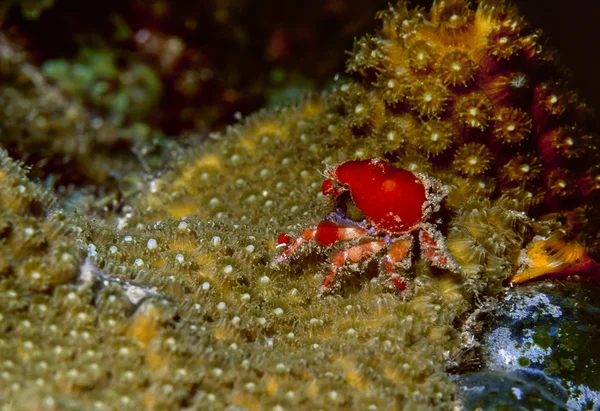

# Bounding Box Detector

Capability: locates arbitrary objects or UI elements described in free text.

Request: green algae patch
[518,357,531,367]
[464,282,600,408]
[533,326,555,350]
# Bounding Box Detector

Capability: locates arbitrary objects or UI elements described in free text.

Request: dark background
[4,0,600,133]
[7,0,600,129]
[517,1,600,129]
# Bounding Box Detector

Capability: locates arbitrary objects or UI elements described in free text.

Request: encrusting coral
[0,1,599,409]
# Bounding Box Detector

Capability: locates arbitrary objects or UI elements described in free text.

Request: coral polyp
[532,82,576,126]
[492,107,532,145]
[453,143,494,176]
[482,72,530,105]
[499,153,542,184]
[418,119,456,156]
[431,0,472,31]
[539,125,588,162]
[546,168,577,198]
[377,71,410,105]
[406,40,437,72]
[453,92,494,130]
[408,79,450,118]
[439,50,477,87]
[486,24,523,60]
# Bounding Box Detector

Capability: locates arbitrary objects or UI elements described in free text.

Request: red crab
[274,158,461,292]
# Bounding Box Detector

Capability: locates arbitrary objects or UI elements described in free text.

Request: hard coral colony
[0,1,599,410]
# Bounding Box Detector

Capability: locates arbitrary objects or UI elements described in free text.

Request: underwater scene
[0,0,599,409]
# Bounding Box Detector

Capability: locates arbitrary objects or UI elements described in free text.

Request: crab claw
[321,178,345,199]
[510,235,600,285]
[276,233,291,249]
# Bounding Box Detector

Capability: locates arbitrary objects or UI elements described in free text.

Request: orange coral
[511,235,599,284]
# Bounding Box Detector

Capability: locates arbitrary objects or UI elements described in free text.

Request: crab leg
[314,221,367,246]
[274,221,367,265]
[273,227,317,264]
[419,226,461,273]
[322,240,386,290]
[383,238,413,291]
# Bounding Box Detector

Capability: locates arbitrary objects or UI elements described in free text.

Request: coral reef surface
[0,1,598,410]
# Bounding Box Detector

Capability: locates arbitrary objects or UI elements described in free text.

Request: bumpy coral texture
[0,1,598,410]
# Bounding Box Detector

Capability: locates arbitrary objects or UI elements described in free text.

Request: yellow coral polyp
[346,35,383,75]
[486,25,522,59]
[492,107,532,145]
[408,79,449,118]
[503,187,545,208]
[452,143,493,176]
[500,154,541,184]
[453,92,493,130]
[173,153,224,193]
[346,91,386,129]
[406,40,437,72]
[127,301,165,349]
[543,126,587,160]
[376,4,411,40]
[335,357,368,391]
[431,0,472,32]
[446,229,485,275]
[439,49,477,86]
[377,71,410,105]
[546,168,577,198]
[418,119,456,156]
[534,82,574,118]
